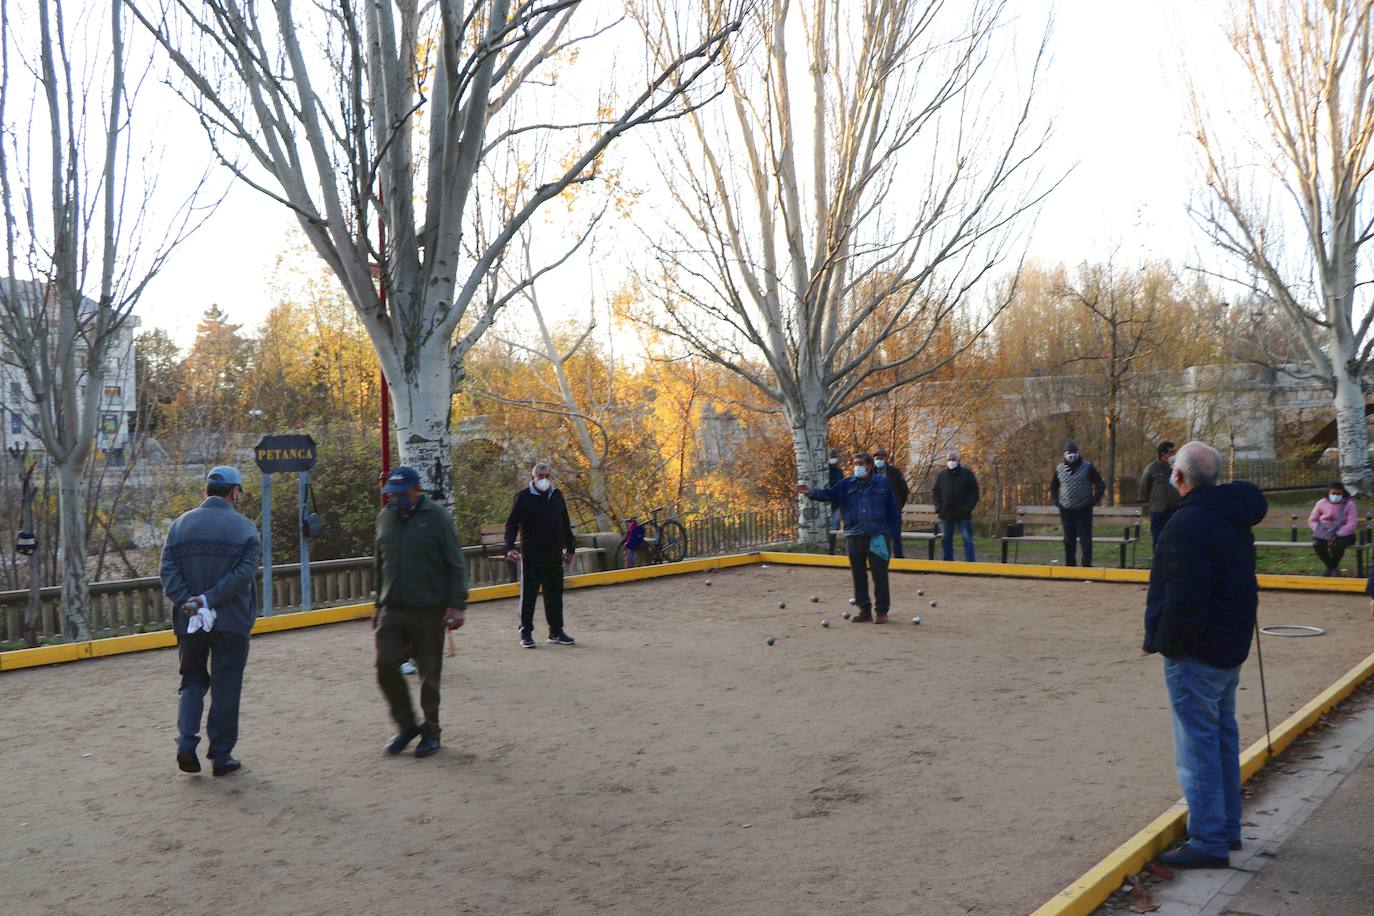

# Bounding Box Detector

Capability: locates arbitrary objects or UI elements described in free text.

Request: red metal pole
[377,198,391,505]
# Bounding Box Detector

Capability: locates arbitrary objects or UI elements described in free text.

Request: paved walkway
[1140,690,1374,915]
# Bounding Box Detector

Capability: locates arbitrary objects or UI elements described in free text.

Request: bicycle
[618,507,688,566]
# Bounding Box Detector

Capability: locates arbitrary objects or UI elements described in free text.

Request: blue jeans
[942,519,975,562]
[1164,655,1242,857]
[177,631,251,763]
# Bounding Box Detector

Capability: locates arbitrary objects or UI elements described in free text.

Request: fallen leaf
[1144,862,1174,880]
[1129,881,1160,912]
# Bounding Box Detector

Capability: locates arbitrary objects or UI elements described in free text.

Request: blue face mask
[386,492,414,512]
[854,465,869,479]
[874,459,886,469]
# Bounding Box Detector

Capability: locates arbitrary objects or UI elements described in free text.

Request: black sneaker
[548,632,576,646]
[414,734,441,758]
[520,633,536,649]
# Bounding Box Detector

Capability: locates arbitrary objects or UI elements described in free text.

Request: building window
[9,382,19,400]
[104,386,121,400]
[10,412,19,435]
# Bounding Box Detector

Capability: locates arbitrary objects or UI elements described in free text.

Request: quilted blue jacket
[160,497,262,636]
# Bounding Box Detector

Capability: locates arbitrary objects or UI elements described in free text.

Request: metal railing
[681,507,795,556]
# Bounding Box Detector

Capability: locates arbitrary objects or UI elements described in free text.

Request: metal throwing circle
[1259,624,1326,638]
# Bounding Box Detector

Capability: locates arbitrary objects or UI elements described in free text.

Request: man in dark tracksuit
[374,466,469,758]
[160,465,261,777]
[1139,440,1180,547]
[505,461,577,649]
[1143,441,1266,870]
[872,448,909,557]
[798,452,901,623]
[1050,441,1106,567]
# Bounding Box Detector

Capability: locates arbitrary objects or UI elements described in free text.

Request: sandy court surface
[1,565,1372,915]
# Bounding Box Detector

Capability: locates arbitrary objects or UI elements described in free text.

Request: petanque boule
[848,597,856,605]
[766,636,776,646]
[929,600,938,607]
[705,579,712,586]
[821,619,830,628]
[810,595,819,603]
[913,616,921,625]
[917,588,924,596]
[778,601,786,609]
[842,610,852,620]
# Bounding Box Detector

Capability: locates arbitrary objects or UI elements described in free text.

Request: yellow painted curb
[90,631,176,657]
[0,640,91,670]
[1032,647,1374,916]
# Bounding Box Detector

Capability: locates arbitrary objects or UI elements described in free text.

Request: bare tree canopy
[0,0,212,639]
[125,0,742,502]
[1194,0,1374,493]
[635,0,1056,541]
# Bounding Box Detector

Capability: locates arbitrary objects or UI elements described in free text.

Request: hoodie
[1142,481,1268,670]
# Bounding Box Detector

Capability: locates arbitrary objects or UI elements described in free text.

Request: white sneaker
[400,660,417,675]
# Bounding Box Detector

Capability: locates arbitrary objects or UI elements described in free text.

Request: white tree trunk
[387,343,455,506]
[789,399,830,546]
[586,465,612,531]
[55,462,91,641]
[1332,366,1373,494]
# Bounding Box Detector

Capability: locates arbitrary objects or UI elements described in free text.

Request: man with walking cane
[505,462,577,649]
[1143,441,1266,870]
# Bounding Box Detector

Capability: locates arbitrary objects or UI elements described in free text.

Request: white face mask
[853,465,869,479]
[534,478,551,492]
[1064,452,1078,463]
[874,459,887,469]
[1330,493,1344,504]
[828,458,838,465]
[947,460,958,470]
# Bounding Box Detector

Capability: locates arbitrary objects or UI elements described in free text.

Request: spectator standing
[1143,441,1267,869]
[798,453,901,623]
[505,461,578,649]
[872,449,909,557]
[1050,442,1106,567]
[160,466,261,777]
[373,466,468,759]
[932,450,980,562]
[1139,441,1180,547]
[1307,482,1358,577]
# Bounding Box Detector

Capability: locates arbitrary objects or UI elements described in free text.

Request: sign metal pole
[299,470,311,612]
[262,471,273,615]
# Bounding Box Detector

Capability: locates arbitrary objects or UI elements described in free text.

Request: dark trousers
[1059,506,1094,567]
[846,535,891,614]
[1314,535,1357,571]
[176,630,250,763]
[375,607,445,736]
[520,555,566,635]
[1150,511,1167,548]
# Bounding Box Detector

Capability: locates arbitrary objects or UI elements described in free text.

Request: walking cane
[1253,617,1274,763]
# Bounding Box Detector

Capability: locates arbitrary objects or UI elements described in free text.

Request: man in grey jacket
[160,466,262,777]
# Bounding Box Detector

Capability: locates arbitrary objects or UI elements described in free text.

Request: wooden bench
[999,505,1141,568]
[1252,510,1374,576]
[829,504,942,559]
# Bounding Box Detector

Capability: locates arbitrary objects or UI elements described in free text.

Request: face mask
[853,465,869,479]
[386,492,414,512]
[1064,453,1078,463]
[947,460,958,470]
[828,458,838,465]
[534,478,551,492]
[874,459,886,469]
[1330,494,1344,504]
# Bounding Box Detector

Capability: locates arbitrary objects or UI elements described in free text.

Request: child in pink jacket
[1308,481,1358,576]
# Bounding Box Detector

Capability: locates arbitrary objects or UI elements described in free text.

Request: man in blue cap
[373,466,468,757]
[160,465,261,777]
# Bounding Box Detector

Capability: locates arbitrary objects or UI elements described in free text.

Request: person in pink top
[1308,482,1358,576]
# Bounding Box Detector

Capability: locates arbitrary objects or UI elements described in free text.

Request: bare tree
[637,0,1055,542]
[1193,0,1374,493]
[0,0,209,640]
[126,0,741,503]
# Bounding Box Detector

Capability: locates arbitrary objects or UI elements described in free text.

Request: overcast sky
[131,0,1232,349]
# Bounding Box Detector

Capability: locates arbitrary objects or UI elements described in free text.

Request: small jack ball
[766,636,776,646]
[929,600,938,607]
[778,601,786,609]
[842,611,852,620]
[917,588,924,596]
[848,597,856,605]
[810,595,819,603]
[821,619,830,628]
[912,616,921,625]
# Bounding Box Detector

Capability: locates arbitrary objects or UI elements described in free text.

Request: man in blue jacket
[798,452,901,623]
[1143,441,1267,870]
[160,466,262,777]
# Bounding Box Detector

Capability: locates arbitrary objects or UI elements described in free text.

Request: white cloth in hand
[187,606,217,634]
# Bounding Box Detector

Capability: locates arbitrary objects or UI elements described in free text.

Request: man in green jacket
[373,466,469,758]
[1139,441,1180,548]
